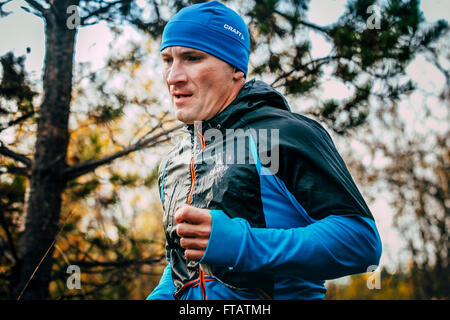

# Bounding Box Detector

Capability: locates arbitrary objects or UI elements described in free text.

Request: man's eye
[163,58,173,64]
[187,56,201,61]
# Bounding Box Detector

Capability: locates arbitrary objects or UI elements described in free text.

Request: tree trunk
[11,3,77,299]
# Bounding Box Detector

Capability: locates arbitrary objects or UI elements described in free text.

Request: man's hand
[175,205,212,261]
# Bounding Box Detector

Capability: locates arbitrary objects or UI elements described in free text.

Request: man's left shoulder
[242,106,330,139]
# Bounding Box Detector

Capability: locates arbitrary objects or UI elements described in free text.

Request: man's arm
[200,209,382,280]
[175,206,381,281]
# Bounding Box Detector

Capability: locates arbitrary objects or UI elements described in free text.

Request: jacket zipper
[178,123,271,300]
[186,122,207,300]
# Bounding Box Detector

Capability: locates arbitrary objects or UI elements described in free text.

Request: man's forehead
[161,46,207,57]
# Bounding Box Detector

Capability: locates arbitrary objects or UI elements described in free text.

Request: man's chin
[175,111,195,125]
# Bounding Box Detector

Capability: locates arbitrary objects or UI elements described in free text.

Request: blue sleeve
[200,210,382,280]
[146,262,176,300]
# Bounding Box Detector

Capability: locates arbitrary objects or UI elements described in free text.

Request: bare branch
[273,9,330,35]
[72,256,164,268]
[297,20,330,35]
[24,0,46,13]
[80,0,123,25]
[0,0,13,18]
[0,141,32,167]
[424,47,450,87]
[0,110,35,133]
[23,0,50,18]
[270,55,339,88]
[63,123,184,181]
[1,165,30,177]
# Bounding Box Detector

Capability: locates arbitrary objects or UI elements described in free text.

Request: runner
[147,0,381,300]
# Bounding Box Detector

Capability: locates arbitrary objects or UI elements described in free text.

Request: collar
[183,80,257,135]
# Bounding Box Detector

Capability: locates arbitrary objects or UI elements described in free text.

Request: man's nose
[166,60,187,85]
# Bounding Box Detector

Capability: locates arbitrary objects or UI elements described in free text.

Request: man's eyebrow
[181,50,202,54]
[161,49,206,59]
[179,50,206,56]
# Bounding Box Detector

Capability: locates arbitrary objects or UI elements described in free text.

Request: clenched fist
[175,205,212,261]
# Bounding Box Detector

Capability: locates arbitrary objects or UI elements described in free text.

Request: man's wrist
[200,209,244,268]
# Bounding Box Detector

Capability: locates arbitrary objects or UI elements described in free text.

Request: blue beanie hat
[160,0,250,76]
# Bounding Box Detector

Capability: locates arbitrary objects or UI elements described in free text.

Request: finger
[174,205,190,224]
[180,237,208,250]
[184,249,205,261]
[176,223,210,238]
[175,205,210,225]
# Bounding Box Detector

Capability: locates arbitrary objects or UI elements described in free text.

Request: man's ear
[233,68,245,82]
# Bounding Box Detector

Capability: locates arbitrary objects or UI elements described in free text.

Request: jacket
[147,79,382,300]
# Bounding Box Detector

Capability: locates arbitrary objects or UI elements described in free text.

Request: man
[147,0,381,300]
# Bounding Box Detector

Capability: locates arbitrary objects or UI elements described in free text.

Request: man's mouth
[174,94,192,99]
[173,93,193,105]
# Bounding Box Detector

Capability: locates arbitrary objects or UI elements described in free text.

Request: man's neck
[210,80,246,120]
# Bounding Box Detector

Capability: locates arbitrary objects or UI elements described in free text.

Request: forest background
[0,0,448,299]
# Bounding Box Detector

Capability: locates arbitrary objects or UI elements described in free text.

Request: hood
[234,79,291,112]
[184,79,291,134]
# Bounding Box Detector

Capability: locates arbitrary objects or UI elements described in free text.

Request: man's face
[161,46,242,124]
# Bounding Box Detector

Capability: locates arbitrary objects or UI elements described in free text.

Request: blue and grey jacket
[147,80,382,300]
